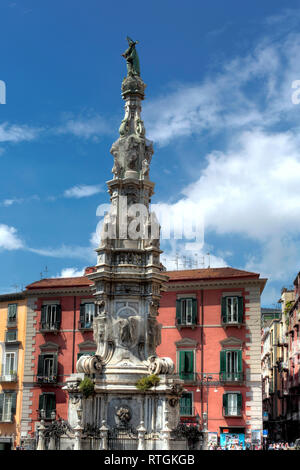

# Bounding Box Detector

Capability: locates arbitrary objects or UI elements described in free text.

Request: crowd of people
[208,441,294,450]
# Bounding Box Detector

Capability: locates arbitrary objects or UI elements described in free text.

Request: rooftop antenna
[172,252,179,270]
[11,284,19,292]
[207,252,210,268]
[194,253,198,268]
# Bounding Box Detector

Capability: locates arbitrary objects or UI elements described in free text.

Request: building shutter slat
[237,392,242,414]
[38,393,45,411]
[237,350,242,373]
[176,300,181,325]
[223,393,228,415]
[52,354,58,380]
[0,394,4,420]
[41,305,47,323]
[238,297,244,324]
[37,355,44,378]
[80,304,85,327]
[220,350,226,374]
[221,297,227,324]
[56,305,62,327]
[192,299,197,325]
[11,392,17,415]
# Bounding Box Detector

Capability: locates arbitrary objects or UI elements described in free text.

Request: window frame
[4,351,16,375]
[178,349,195,381]
[221,296,244,325]
[7,304,17,325]
[79,303,95,329]
[223,392,243,417]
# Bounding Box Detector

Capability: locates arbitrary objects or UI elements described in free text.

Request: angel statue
[122,36,140,77]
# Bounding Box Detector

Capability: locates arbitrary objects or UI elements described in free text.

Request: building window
[40,305,61,331]
[79,303,95,329]
[221,296,243,325]
[38,393,56,420]
[178,350,195,381]
[0,392,17,422]
[223,392,242,416]
[7,304,17,326]
[176,298,197,326]
[5,330,17,343]
[180,392,193,416]
[37,354,58,383]
[4,352,16,375]
[220,349,243,382]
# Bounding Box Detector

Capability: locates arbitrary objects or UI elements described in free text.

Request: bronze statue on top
[122,36,140,77]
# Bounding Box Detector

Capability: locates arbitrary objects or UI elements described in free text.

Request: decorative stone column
[99,420,109,450]
[137,421,146,450]
[36,420,46,451]
[161,410,171,450]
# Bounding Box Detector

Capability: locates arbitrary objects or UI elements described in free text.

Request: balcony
[78,320,93,331]
[179,372,197,383]
[176,320,197,330]
[219,372,243,384]
[39,321,60,334]
[36,375,57,384]
[223,408,242,418]
[38,409,56,420]
[0,373,18,382]
[7,318,17,328]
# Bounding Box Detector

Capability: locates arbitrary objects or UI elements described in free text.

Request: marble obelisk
[64,38,184,451]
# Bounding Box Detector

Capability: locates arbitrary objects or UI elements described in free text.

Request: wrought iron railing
[179,372,197,382]
[39,321,60,332]
[219,372,243,383]
[36,375,57,384]
[0,373,17,382]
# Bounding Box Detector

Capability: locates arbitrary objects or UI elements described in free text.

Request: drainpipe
[200,289,204,427]
[72,296,76,373]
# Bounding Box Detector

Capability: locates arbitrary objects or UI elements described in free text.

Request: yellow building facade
[0,293,27,450]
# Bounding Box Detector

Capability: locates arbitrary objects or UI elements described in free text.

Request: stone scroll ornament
[147,355,175,375]
[76,355,102,375]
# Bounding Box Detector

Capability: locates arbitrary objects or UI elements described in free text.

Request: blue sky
[1,0,300,306]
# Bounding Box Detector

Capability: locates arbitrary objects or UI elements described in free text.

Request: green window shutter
[52,354,58,380]
[46,394,56,414]
[39,393,45,411]
[237,393,242,414]
[41,306,47,323]
[176,300,182,325]
[237,350,242,373]
[221,297,227,324]
[179,351,194,380]
[238,297,244,323]
[8,304,17,320]
[11,392,17,415]
[220,350,226,374]
[192,299,197,325]
[223,393,228,415]
[0,393,4,421]
[37,355,44,377]
[56,305,62,327]
[80,304,85,326]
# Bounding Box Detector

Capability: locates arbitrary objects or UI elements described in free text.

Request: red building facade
[157,267,266,447]
[20,275,96,444]
[20,266,266,449]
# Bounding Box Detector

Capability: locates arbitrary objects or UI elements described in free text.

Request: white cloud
[64,184,102,199]
[0,122,40,142]
[0,224,23,250]
[57,115,111,139]
[55,267,85,278]
[29,245,95,262]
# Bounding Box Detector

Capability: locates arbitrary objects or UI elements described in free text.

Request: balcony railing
[39,321,60,333]
[219,372,243,383]
[36,375,57,384]
[38,409,56,420]
[180,406,195,417]
[78,320,93,331]
[179,372,197,382]
[7,318,17,328]
[0,373,17,382]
